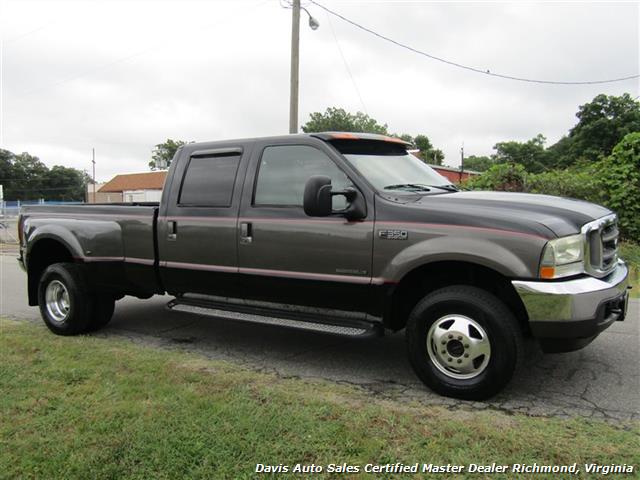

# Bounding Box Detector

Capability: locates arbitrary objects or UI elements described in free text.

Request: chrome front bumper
[512,260,629,324]
[512,261,629,352]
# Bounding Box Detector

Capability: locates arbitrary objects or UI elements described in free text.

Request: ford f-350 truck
[18,132,630,399]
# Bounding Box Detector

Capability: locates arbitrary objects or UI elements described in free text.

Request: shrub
[526,167,604,204]
[463,163,527,191]
[598,132,640,242]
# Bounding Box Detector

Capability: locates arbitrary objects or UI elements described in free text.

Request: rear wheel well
[27,239,74,306]
[386,261,530,336]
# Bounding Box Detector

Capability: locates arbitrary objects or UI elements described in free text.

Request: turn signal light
[539,266,556,279]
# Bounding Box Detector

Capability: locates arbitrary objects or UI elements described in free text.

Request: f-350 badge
[378,229,408,240]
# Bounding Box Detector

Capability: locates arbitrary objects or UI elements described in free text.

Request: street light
[289,0,319,134]
[305,8,320,30]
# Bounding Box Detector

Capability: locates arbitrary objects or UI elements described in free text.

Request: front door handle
[167,221,177,241]
[240,222,252,245]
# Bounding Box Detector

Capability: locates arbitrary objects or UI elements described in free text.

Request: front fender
[379,235,538,282]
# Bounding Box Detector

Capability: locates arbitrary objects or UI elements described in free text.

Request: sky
[1,0,638,182]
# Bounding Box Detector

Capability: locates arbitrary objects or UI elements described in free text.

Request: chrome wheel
[426,314,491,380]
[45,280,70,323]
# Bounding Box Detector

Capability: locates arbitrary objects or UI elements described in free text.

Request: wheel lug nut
[447,357,452,362]
[464,353,469,358]
[464,344,469,349]
[441,350,446,354]
[457,359,462,363]
[442,340,446,345]
[457,336,462,340]
[448,334,453,339]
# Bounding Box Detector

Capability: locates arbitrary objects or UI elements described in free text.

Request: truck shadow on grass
[97,295,639,423]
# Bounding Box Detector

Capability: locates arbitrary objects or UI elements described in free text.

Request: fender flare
[26,225,84,268]
[382,236,534,283]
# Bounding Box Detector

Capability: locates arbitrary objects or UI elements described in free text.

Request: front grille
[583,214,619,277]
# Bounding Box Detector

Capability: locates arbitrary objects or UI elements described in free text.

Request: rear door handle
[167,221,177,241]
[240,222,252,244]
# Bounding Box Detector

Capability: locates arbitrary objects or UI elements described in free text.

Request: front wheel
[406,285,523,400]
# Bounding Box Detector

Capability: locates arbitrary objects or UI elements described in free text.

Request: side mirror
[303,176,367,220]
[303,175,333,217]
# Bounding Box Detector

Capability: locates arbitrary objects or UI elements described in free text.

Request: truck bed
[20,203,161,298]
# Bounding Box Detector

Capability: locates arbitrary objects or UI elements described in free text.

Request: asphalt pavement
[2,254,638,422]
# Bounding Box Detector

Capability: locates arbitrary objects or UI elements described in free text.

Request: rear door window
[179,153,241,207]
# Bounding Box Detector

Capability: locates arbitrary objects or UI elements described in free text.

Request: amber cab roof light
[311,132,413,147]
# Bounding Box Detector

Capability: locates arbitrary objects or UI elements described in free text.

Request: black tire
[38,263,94,336]
[87,296,116,332]
[406,285,523,400]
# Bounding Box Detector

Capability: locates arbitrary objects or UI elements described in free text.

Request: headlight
[540,234,584,279]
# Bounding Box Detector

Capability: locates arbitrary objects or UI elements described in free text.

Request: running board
[167,297,382,338]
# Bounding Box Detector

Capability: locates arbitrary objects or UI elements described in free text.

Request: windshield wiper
[383,183,432,192]
[424,184,459,192]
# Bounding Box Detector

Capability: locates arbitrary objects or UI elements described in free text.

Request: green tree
[149,139,188,170]
[413,134,432,154]
[549,93,640,168]
[0,149,87,201]
[43,166,88,201]
[301,107,388,134]
[598,132,640,241]
[492,134,550,173]
[0,149,15,196]
[397,133,414,143]
[397,133,444,165]
[10,152,49,200]
[425,149,445,166]
[463,155,493,172]
[414,135,444,165]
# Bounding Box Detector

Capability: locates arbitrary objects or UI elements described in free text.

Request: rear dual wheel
[406,285,523,400]
[38,263,115,335]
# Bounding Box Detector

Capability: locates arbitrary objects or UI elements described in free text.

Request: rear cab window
[178,152,242,207]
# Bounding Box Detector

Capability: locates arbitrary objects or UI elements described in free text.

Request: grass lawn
[1,319,638,479]
[620,242,639,298]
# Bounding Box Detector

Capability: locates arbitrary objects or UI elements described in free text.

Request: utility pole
[459,143,465,183]
[83,169,88,203]
[92,148,96,203]
[289,0,301,134]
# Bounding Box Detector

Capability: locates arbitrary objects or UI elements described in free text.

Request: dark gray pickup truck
[18,132,630,399]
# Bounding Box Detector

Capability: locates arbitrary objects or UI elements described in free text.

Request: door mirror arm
[330,188,357,202]
[330,187,366,221]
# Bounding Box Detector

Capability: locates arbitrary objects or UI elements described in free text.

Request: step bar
[167,295,382,338]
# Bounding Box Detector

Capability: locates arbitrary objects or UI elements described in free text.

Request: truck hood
[390,190,612,238]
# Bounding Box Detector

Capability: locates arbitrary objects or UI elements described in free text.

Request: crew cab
[18,132,630,399]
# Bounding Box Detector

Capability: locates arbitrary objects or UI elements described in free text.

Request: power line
[326,11,368,113]
[309,0,639,85]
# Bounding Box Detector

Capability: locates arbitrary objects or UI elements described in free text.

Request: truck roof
[181,132,413,152]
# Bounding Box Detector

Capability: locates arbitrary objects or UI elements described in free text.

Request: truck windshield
[343,153,453,193]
